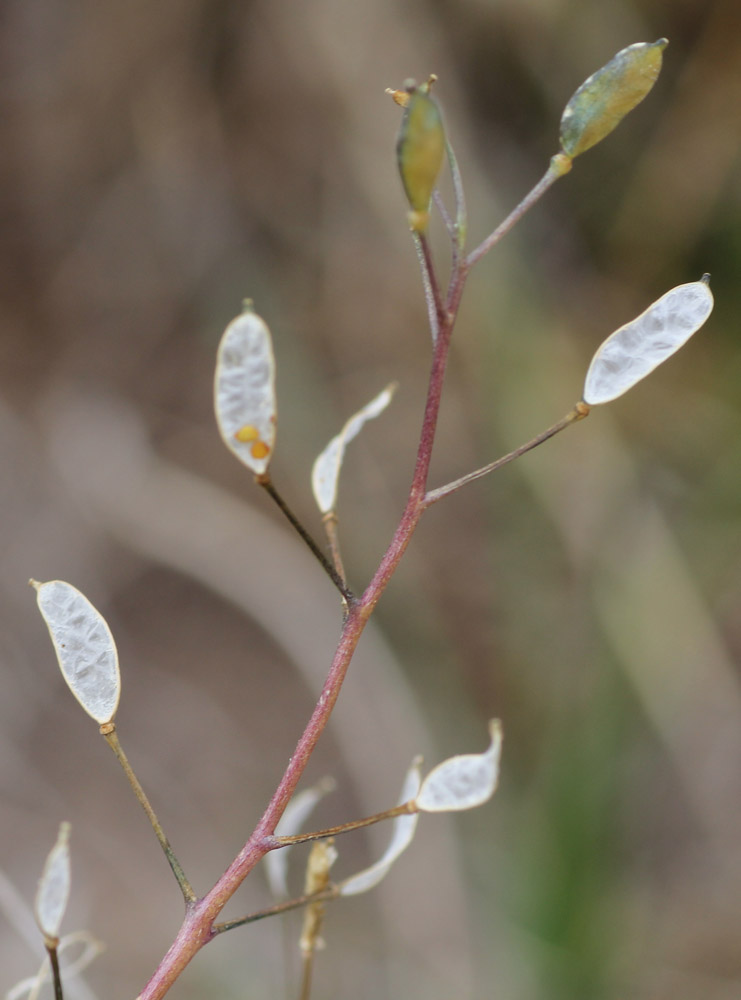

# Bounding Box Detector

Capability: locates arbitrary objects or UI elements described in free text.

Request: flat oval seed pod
[339,757,422,896]
[396,83,445,232]
[32,580,121,724]
[415,720,502,813]
[560,39,667,158]
[311,384,397,515]
[583,277,714,405]
[34,822,71,939]
[214,302,276,476]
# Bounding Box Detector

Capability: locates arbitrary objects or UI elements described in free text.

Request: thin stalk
[100,724,196,905]
[432,190,455,237]
[213,887,338,934]
[321,513,348,593]
[413,230,447,344]
[46,941,64,1000]
[446,138,467,249]
[299,955,314,1000]
[257,475,356,605]
[424,403,590,507]
[274,801,415,848]
[466,153,572,270]
[413,232,441,343]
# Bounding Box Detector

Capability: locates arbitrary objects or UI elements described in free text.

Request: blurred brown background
[2,0,741,998]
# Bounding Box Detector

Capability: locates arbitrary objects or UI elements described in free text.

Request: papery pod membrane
[214,302,276,476]
[33,580,121,725]
[265,777,336,898]
[560,39,667,158]
[339,757,422,896]
[396,81,445,232]
[415,720,502,813]
[583,276,714,405]
[34,822,71,939]
[311,384,397,515]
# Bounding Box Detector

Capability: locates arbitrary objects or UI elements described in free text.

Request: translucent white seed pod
[34,822,71,940]
[311,384,396,515]
[32,580,121,725]
[583,277,714,405]
[214,301,277,476]
[415,720,502,813]
[338,757,422,896]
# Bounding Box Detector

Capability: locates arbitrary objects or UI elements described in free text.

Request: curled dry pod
[415,720,502,813]
[560,39,667,158]
[35,822,71,939]
[32,579,121,725]
[583,276,714,405]
[396,81,445,232]
[338,757,422,896]
[214,301,276,476]
[311,383,396,515]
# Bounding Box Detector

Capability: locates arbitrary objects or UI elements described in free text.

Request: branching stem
[135,153,578,1000]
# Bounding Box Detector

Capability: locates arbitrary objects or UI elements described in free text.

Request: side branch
[424,403,590,507]
[466,153,572,270]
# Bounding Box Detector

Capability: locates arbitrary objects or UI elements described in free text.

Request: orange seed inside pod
[234,424,259,443]
[251,441,270,460]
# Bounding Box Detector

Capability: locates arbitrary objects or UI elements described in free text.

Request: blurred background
[2,0,741,998]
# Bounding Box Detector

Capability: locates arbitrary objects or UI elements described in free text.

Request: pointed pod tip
[701,273,711,285]
[488,718,503,742]
[655,37,669,50]
[240,298,255,314]
[29,578,41,591]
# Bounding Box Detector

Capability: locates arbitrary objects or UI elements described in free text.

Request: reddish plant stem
[136,275,460,1000]
[135,158,565,999]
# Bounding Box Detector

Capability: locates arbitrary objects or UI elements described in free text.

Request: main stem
[136,156,563,998]
[135,265,462,1000]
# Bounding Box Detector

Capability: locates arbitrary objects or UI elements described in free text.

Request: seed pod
[35,822,71,940]
[396,81,445,232]
[415,720,502,813]
[311,383,396,515]
[214,301,277,476]
[560,39,668,158]
[583,276,714,405]
[32,579,121,725]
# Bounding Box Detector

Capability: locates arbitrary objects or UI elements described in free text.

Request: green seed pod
[396,82,445,232]
[560,38,668,158]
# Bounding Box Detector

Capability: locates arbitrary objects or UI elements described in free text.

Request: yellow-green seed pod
[559,39,668,158]
[396,83,445,232]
